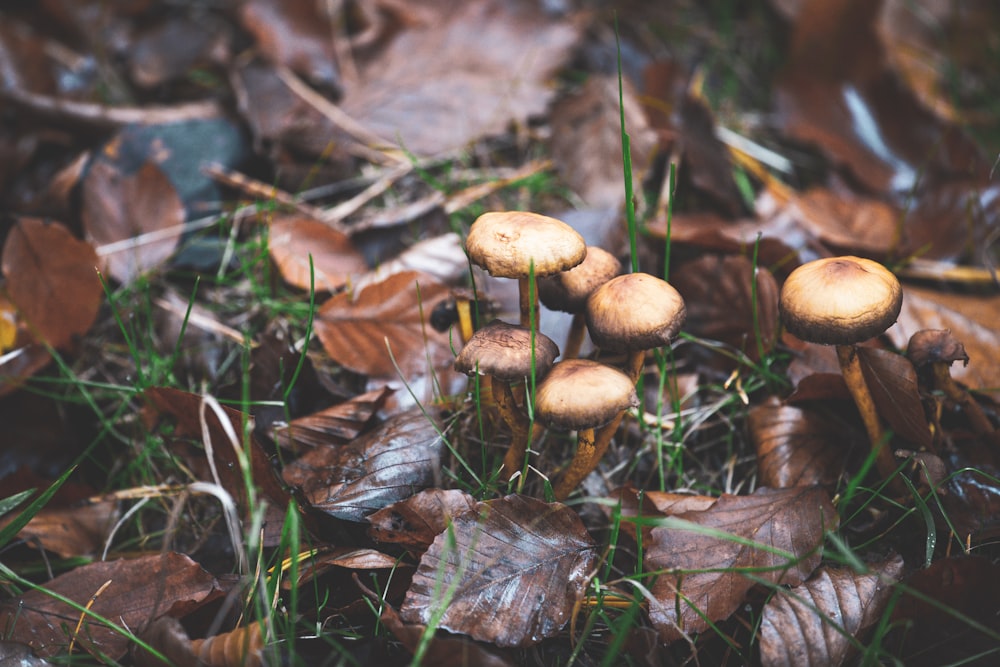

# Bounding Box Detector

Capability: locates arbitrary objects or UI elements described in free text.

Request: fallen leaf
[400,494,598,647]
[380,599,514,667]
[645,486,837,642]
[759,555,904,667]
[272,387,391,453]
[2,218,102,350]
[858,348,932,449]
[282,406,445,522]
[314,270,454,378]
[0,553,220,659]
[0,641,54,666]
[888,285,1000,394]
[341,0,583,156]
[82,156,185,284]
[749,397,848,488]
[268,216,369,292]
[368,488,477,551]
[239,0,340,91]
[129,13,230,89]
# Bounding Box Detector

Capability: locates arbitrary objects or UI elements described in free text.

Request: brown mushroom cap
[779,256,902,345]
[538,246,622,313]
[585,273,687,352]
[454,319,559,382]
[466,211,587,279]
[535,359,639,431]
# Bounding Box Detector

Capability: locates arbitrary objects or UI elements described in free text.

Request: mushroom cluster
[457,210,688,498]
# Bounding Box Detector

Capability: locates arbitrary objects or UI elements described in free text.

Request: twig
[202,163,332,223]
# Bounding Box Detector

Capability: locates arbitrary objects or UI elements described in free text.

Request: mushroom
[535,359,639,500]
[466,211,587,328]
[454,319,559,479]
[779,256,903,480]
[907,329,992,435]
[586,273,687,383]
[538,246,622,359]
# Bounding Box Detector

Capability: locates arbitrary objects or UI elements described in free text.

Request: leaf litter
[0,0,999,664]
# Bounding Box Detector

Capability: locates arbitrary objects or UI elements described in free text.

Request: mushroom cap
[466,211,587,279]
[779,256,902,345]
[454,319,559,382]
[535,359,639,431]
[538,246,623,313]
[585,273,687,352]
[906,329,969,368]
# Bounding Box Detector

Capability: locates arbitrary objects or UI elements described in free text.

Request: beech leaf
[400,494,598,647]
[645,486,837,642]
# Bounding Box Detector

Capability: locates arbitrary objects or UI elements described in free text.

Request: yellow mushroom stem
[562,312,586,360]
[554,411,627,500]
[455,298,474,344]
[930,362,993,435]
[836,345,901,483]
[624,350,645,385]
[492,375,532,481]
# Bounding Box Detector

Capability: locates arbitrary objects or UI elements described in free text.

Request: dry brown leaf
[314,270,454,378]
[549,75,657,208]
[759,555,904,667]
[239,0,339,90]
[341,0,583,156]
[888,285,1000,394]
[82,157,185,284]
[0,553,220,659]
[749,397,848,489]
[645,486,837,642]
[2,218,102,350]
[9,499,119,559]
[282,406,445,522]
[268,216,368,292]
[400,494,598,647]
[784,188,897,256]
[368,488,478,551]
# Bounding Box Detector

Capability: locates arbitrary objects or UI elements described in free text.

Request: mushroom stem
[518,276,539,329]
[562,312,587,360]
[836,345,900,482]
[553,428,597,500]
[624,350,645,385]
[931,362,993,435]
[493,376,532,481]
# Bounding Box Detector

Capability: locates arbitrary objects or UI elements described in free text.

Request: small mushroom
[539,246,622,359]
[466,211,587,328]
[907,329,992,435]
[586,273,687,383]
[454,319,559,479]
[779,256,903,481]
[535,359,639,499]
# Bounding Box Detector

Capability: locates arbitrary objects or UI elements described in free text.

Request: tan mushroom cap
[466,211,587,278]
[535,359,639,431]
[779,256,902,345]
[454,319,559,382]
[539,246,622,313]
[586,273,687,352]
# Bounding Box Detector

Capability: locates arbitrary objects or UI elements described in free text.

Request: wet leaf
[82,156,185,284]
[645,486,837,642]
[888,285,1000,394]
[0,552,220,659]
[272,387,391,453]
[783,188,897,256]
[282,407,445,522]
[759,555,904,667]
[368,488,477,551]
[1,218,101,350]
[341,0,583,156]
[380,600,514,667]
[268,216,369,292]
[314,270,454,378]
[858,348,932,449]
[672,254,779,362]
[0,641,54,666]
[400,494,598,647]
[749,397,847,488]
[6,499,119,559]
